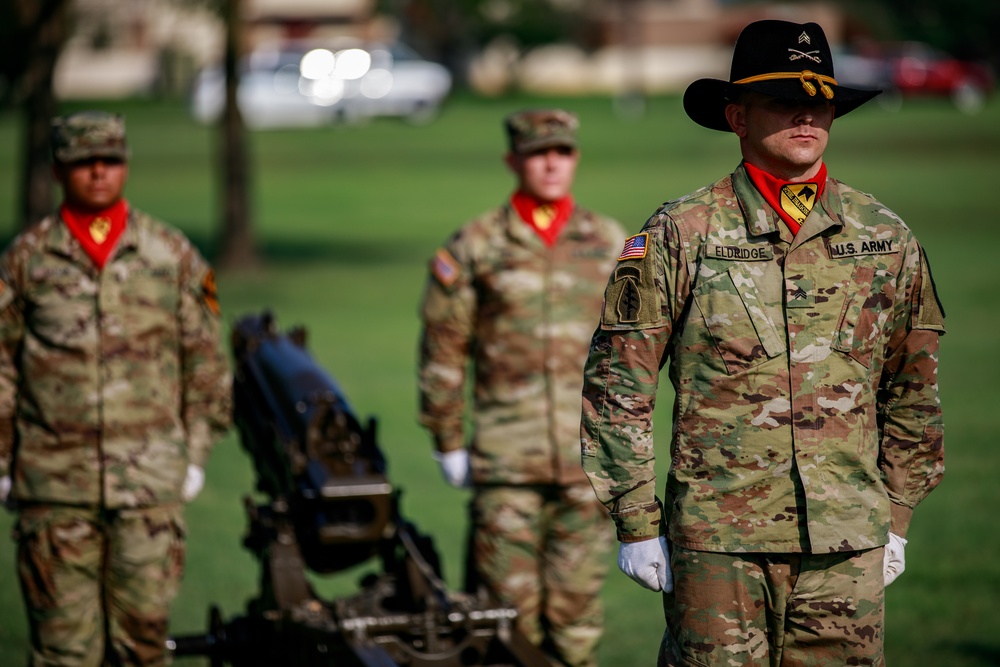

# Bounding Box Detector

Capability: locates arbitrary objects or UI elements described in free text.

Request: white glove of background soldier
[433,449,471,488]
[181,465,205,502]
[618,536,673,593]
[883,532,908,586]
[0,475,10,506]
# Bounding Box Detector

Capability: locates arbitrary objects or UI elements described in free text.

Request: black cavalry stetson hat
[683,19,881,132]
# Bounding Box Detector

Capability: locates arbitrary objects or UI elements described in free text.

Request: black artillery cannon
[169,312,549,666]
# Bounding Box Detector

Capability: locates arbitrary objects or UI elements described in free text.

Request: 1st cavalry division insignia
[89,216,112,244]
[779,183,817,223]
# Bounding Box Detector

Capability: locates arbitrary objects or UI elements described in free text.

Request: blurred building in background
[51,0,992,113]
[478,0,845,95]
[51,0,850,100]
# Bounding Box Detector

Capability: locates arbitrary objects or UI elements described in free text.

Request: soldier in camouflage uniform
[581,21,945,666]
[0,111,231,666]
[418,109,626,667]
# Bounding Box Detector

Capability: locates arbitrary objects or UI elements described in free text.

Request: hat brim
[54,146,130,164]
[683,78,882,133]
[513,136,578,154]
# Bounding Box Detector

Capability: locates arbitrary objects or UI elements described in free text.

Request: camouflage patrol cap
[504,109,578,154]
[51,110,129,163]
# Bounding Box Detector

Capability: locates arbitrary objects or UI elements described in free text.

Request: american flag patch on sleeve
[617,233,648,261]
[431,247,461,287]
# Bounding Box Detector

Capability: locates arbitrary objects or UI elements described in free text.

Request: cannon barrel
[170,312,552,667]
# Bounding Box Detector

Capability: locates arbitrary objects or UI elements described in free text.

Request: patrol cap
[50,110,130,164]
[683,20,881,132]
[504,108,579,154]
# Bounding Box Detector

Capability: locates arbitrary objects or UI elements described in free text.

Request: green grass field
[0,92,998,666]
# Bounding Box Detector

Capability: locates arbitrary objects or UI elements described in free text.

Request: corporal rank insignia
[617,233,648,261]
[614,266,642,323]
[779,183,818,224]
[431,247,461,288]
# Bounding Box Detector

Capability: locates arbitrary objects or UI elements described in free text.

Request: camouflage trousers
[659,545,884,667]
[467,485,613,667]
[14,504,186,667]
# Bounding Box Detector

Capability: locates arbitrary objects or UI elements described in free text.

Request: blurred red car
[834,41,994,113]
[885,42,995,113]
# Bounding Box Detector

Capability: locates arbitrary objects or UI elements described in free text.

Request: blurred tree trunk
[1,0,71,229]
[216,0,258,269]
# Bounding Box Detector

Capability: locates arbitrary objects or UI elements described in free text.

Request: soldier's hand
[433,449,471,488]
[618,536,673,593]
[883,532,907,586]
[0,475,10,507]
[181,465,205,502]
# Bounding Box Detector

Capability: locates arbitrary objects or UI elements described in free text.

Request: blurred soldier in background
[0,111,231,667]
[418,109,626,667]
[580,20,946,666]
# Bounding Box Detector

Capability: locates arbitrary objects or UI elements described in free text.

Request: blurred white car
[191,41,452,128]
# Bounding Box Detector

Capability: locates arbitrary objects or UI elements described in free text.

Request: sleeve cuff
[611,499,665,542]
[889,502,914,539]
[433,431,465,454]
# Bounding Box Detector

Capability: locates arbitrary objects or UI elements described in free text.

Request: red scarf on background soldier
[744,161,826,235]
[60,199,128,269]
[511,191,574,247]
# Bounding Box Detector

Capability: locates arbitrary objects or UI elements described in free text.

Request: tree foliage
[841,0,999,65]
[0,0,71,228]
[380,0,593,84]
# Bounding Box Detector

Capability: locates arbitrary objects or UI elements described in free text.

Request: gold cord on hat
[734,70,836,99]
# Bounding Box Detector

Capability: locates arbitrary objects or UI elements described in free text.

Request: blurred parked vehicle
[835,42,994,114]
[191,41,452,128]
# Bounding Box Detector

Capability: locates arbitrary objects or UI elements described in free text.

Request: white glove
[883,532,908,586]
[181,465,205,502]
[618,536,673,593]
[0,475,10,505]
[433,449,471,488]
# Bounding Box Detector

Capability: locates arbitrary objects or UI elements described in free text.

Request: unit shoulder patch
[602,235,660,329]
[201,269,221,317]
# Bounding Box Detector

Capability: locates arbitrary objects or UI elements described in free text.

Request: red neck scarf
[60,199,129,269]
[744,162,827,235]
[511,191,574,247]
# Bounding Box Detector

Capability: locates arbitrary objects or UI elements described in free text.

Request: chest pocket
[692,264,785,375]
[25,267,96,350]
[475,249,541,322]
[125,268,179,309]
[832,263,896,368]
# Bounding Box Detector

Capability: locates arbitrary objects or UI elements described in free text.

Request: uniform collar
[47,207,141,263]
[732,162,845,247]
[502,201,581,249]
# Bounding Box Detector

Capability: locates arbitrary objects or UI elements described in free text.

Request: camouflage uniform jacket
[0,208,232,508]
[581,163,945,553]
[420,202,625,486]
